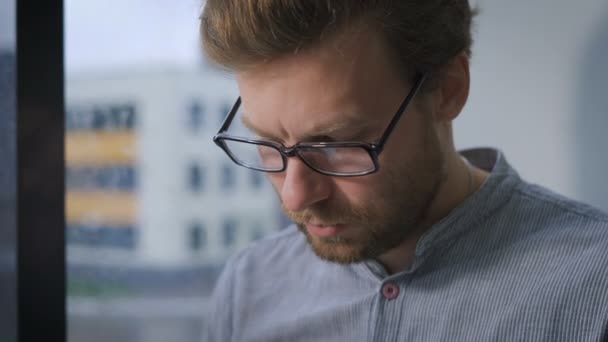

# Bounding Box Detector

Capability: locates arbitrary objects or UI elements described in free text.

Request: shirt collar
[357,147,521,279]
[413,148,520,264]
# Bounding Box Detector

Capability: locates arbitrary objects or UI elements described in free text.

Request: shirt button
[381,282,400,300]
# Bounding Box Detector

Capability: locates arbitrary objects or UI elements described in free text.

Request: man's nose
[280,158,331,213]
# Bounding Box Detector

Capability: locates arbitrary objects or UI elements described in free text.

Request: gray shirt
[203,148,608,342]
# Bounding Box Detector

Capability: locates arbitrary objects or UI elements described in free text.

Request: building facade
[65,68,281,270]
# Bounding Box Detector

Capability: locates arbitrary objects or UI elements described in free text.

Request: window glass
[64,1,608,341]
[187,163,203,192]
[188,222,206,251]
[220,163,236,190]
[67,224,136,249]
[249,169,264,190]
[66,166,136,191]
[188,100,205,133]
[64,2,281,341]
[221,218,238,248]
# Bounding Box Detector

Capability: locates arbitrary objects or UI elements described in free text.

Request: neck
[376,150,489,274]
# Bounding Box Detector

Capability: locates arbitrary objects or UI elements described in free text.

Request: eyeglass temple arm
[217,97,242,134]
[375,73,426,150]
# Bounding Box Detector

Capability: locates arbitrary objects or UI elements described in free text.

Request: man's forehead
[233,25,407,143]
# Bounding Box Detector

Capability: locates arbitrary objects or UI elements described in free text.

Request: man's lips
[305,223,347,238]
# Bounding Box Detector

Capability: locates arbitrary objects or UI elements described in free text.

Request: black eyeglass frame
[213,73,426,177]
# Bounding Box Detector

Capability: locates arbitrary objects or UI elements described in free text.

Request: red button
[381,283,400,300]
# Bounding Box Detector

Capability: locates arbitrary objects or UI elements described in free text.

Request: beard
[283,137,445,264]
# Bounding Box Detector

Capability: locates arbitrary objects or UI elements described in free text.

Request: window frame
[16,0,66,341]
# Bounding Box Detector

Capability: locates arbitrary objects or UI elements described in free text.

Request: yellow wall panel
[66,132,136,166]
[66,191,136,226]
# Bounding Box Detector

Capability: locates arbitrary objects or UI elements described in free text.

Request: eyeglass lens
[223,139,375,174]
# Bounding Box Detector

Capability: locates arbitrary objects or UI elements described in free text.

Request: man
[200,1,608,341]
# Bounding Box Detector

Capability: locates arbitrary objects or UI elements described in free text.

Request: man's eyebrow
[241,114,373,142]
[240,115,281,140]
[304,119,371,140]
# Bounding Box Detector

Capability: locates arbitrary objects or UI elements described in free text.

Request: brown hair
[200,0,476,80]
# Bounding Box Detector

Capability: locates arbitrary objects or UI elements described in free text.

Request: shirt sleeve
[201,258,236,342]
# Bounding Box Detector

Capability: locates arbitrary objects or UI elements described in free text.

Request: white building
[65,67,281,269]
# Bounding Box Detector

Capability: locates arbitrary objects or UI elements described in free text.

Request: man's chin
[302,229,367,264]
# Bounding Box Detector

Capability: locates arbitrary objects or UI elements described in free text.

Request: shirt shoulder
[515,181,608,223]
[504,181,608,263]
[512,181,608,230]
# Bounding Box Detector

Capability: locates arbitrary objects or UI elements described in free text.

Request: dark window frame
[16,0,66,341]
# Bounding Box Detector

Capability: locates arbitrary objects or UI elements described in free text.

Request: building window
[66,224,137,249]
[222,218,238,247]
[111,104,136,130]
[188,163,204,192]
[220,164,236,190]
[91,106,107,130]
[249,169,264,189]
[68,103,137,131]
[188,222,206,251]
[188,100,205,132]
[65,107,83,131]
[66,166,136,191]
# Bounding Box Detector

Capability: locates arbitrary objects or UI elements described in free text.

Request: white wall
[457,0,608,211]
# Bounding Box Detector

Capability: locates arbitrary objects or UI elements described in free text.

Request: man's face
[236,27,445,263]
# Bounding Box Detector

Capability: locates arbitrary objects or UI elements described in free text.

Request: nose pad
[280,158,331,213]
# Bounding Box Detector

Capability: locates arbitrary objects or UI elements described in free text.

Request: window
[63,2,282,342]
[249,169,264,190]
[188,100,205,132]
[220,163,236,190]
[222,218,237,247]
[188,163,204,192]
[67,224,136,249]
[188,222,206,251]
[20,1,603,341]
[66,166,136,191]
[91,107,107,130]
[67,103,137,131]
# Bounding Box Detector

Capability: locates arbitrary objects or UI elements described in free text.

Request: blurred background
[58,0,608,341]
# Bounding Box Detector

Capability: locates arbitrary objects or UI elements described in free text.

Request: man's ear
[433,53,470,122]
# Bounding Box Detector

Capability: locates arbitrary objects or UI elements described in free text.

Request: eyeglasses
[213,73,426,177]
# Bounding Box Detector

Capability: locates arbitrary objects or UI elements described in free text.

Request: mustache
[282,201,371,226]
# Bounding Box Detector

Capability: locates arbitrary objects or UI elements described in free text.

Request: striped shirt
[202,148,608,342]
